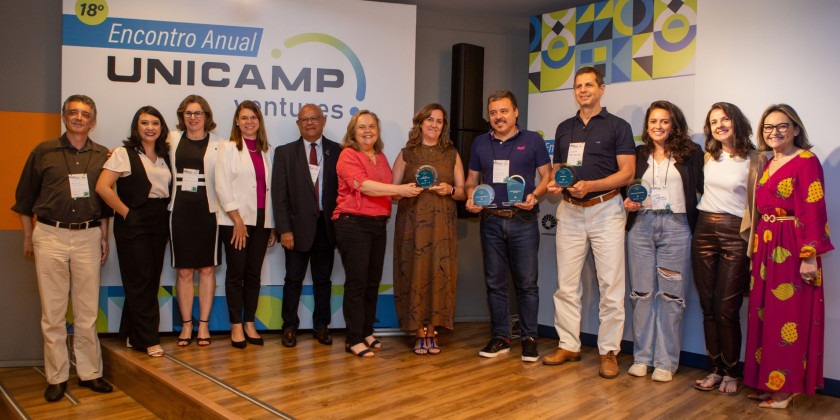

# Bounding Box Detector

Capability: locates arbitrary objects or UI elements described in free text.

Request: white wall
[530,0,840,381]
[695,0,840,381]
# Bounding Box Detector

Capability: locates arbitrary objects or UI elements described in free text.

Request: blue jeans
[627,211,691,372]
[480,212,540,339]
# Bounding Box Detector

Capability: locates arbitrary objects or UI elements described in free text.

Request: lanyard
[652,154,671,188]
[60,141,93,175]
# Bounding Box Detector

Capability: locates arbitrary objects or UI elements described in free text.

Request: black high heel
[197,319,212,346]
[177,319,194,346]
[245,334,264,346]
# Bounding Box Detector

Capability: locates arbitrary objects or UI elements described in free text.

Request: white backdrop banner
[61,0,416,331]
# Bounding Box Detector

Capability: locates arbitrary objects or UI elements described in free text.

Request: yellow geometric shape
[594,46,607,62]
[578,3,595,23]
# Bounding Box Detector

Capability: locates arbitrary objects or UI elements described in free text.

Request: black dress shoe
[313,326,333,345]
[79,377,113,393]
[44,381,67,402]
[281,329,297,347]
[231,339,247,349]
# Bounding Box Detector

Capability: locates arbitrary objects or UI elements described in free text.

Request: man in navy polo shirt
[465,90,551,363]
[543,66,635,379]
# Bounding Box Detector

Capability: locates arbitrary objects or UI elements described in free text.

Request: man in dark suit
[272,104,340,347]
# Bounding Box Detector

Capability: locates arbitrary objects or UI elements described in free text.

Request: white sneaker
[628,363,648,377]
[652,368,673,382]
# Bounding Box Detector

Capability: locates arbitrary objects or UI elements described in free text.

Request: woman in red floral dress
[743,104,833,408]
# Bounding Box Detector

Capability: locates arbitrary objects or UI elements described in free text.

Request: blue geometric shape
[593,19,612,42]
[373,294,398,328]
[654,25,696,52]
[633,0,654,34]
[541,36,575,69]
[577,21,593,43]
[611,36,632,83]
[581,48,593,63]
[529,16,541,52]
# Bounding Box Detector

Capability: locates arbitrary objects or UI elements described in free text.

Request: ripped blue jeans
[627,211,691,372]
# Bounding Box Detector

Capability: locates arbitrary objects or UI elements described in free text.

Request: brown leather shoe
[599,351,619,379]
[542,348,582,365]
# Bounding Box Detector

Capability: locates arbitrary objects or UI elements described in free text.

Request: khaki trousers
[32,223,103,384]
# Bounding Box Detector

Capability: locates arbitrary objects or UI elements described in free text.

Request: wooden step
[0,366,156,419]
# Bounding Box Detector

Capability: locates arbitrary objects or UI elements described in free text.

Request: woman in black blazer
[622,100,703,382]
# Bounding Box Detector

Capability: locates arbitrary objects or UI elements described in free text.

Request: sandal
[717,376,743,396]
[413,337,428,355]
[364,335,382,349]
[346,343,375,358]
[693,373,722,391]
[197,319,212,346]
[177,319,194,347]
[426,334,441,355]
[147,345,165,358]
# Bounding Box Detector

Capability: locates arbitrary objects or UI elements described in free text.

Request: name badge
[567,142,585,166]
[492,160,509,183]
[182,169,199,192]
[68,173,90,199]
[650,187,670,210]
[309,163,321,185]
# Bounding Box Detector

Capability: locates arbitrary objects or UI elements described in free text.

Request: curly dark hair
[640,100,693,163]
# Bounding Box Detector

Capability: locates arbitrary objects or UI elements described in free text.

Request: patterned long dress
[744,150,833,395]
[393,145,458,331]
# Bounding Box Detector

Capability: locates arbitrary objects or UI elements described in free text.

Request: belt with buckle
[38,217,101,230]
[762,214,796,223]
[563,189,619,208]
[484,208,519,218]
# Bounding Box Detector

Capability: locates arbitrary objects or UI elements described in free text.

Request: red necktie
[310,143,319,205]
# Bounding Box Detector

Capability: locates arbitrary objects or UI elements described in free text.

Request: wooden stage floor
[2,322,838,419]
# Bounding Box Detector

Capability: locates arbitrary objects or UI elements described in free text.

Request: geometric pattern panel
[529,0,696,93]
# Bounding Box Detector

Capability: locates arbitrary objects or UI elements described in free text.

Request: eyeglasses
[298,116,323,124]
[762,123,790,134]
[184,111,205,118]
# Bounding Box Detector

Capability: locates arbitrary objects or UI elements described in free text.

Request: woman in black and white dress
[168,95,224,347]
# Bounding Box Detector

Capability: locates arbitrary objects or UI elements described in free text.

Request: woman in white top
[96,106,171,358]
[215,100,276,349]
[623,100,704,383]
[691,102,764,395]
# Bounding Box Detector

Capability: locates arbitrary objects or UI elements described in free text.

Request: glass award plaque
[554,164,576,188]
[503,175,525,206]
[472,184,496,208]
[627,179,650,203]
[415,165,437,189]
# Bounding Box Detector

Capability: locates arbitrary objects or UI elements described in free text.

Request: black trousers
[220,209,271,324]
[334,214,387,346]
[282,212,335,331]
[115,198,169,350]
[691,211,750,377]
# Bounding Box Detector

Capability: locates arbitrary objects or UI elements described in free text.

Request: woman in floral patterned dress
[743,104,833,408]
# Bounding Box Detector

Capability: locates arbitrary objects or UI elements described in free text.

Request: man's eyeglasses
[298,116,323,124]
